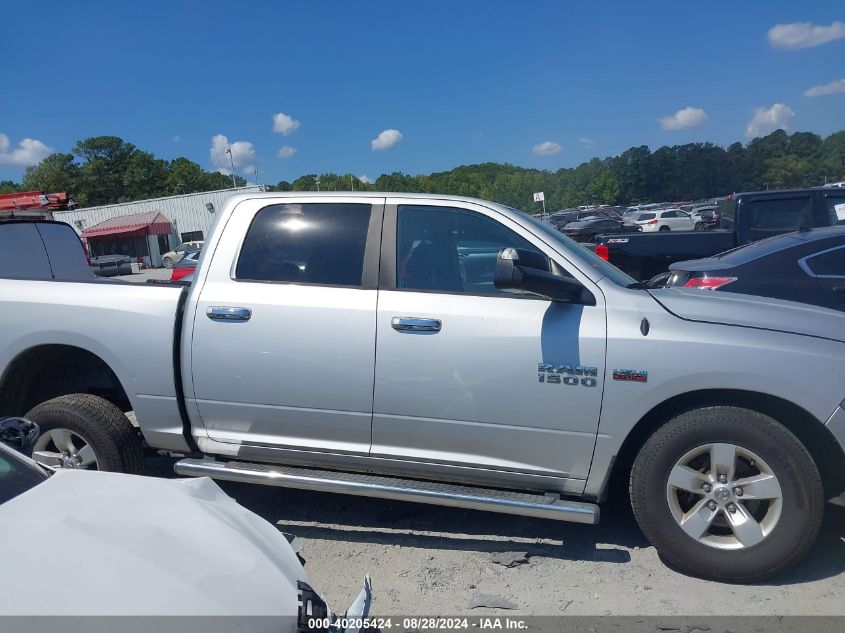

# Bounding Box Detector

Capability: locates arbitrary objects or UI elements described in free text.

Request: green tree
[0,180,20,194]
[22,153,80,195]
[763,155,811,189]
[167,157,212,194]
[72,136,138,205]
[121,151,169,201]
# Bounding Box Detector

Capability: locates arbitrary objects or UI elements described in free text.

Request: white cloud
[277,145,297,158]
[532,141,562,156]
[804,77,845,97]
[358,174,373,184]
[0,133,52,167]
[371,129,403,150]
[578,137,596,149]
[172,134,181,143]
[658,107,708,131]
[768,21,845,50]
[746,103,795,138]
[210,134,255,174]
[272,112,300,136]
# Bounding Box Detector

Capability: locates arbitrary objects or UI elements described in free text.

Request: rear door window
[824,195,845,226]
[0,223,53,279]
[804,246,845,277]
[744,196,813,241]
[236,203,372,286]
[36,223,93,280]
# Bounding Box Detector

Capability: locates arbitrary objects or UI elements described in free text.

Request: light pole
[314,175,321,192]
[225,148,236,189]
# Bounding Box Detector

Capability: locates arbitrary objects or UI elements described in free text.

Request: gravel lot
[144,456,845,617]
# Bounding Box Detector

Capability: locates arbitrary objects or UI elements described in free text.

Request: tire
[694,222,704,231]
[26,394,144,474]
[658,225,670,232]
[646,271,672,288]
[162,256,174,268]
[630,406,824,582]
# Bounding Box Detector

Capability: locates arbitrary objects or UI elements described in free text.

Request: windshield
[521,212,637,287]
[0,444,48,506]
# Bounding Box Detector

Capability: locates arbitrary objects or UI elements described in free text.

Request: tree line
[2,130,843,211]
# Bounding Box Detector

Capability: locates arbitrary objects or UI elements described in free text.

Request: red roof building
[81,211,172,239]
[81,211,174,268]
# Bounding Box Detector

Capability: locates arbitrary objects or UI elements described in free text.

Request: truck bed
[0,279,185,447]
[594,230,737,280]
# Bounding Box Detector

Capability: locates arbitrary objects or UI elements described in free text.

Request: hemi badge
[613,369,648,383]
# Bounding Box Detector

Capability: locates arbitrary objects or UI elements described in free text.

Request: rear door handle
[207,306,252,321]
[391,317,442,332]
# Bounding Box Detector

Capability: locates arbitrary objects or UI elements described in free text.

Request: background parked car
[161,240,203,268]
[596,187,845,280]
[664,226,845,311]
[562,217,640,242]
[690,205,721,230]
[170,248,201,281]
[635,209,696,232]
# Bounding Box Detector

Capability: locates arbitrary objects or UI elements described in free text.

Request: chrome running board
[175,458,600,524]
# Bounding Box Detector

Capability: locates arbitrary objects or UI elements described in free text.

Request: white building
[53,186,263,267]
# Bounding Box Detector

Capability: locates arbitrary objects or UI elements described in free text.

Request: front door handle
[207,306,252,321]
[391,316,442,332]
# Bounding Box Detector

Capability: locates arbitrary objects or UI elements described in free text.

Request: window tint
[0,449,47,506]
[825,196,845,226]
[662,211,677,218]
[236,203,372,286]
[637,213,656,221]
[0,223,52,279]
[37,223,93,281]
[397,205,542,295]
[806,247,845,277]
[747,197,812,231]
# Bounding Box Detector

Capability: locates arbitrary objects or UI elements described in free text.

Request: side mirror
[494,248,586,303]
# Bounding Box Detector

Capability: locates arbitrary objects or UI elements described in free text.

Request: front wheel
[694,222,704,230]
[630,406,824,582]
[162,256,174,268]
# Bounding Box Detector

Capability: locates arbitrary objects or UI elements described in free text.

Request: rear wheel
[26,394,144,474]
[694,222,704,230]
[162,256,174,268]
[630,406,824,582]
[658,225,670,232]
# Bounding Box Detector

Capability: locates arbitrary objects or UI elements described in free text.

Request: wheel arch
[0,344,132,417]
[609,388,845,499]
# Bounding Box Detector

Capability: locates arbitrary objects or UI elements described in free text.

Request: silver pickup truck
[1,193,844,582]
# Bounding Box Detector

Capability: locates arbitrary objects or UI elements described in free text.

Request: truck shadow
[145,456,844,581]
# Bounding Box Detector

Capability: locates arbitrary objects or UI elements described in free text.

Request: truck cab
[2,192,844,583]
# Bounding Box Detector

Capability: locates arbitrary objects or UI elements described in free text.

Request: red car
[169,249,199,281]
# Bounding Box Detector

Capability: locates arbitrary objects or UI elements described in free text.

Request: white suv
[161,240,203,268]
[635,209,695,232]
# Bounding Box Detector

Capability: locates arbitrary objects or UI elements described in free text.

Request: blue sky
[1,0,843,185]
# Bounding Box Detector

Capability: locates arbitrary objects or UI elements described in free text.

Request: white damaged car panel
[0,461,369,622]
